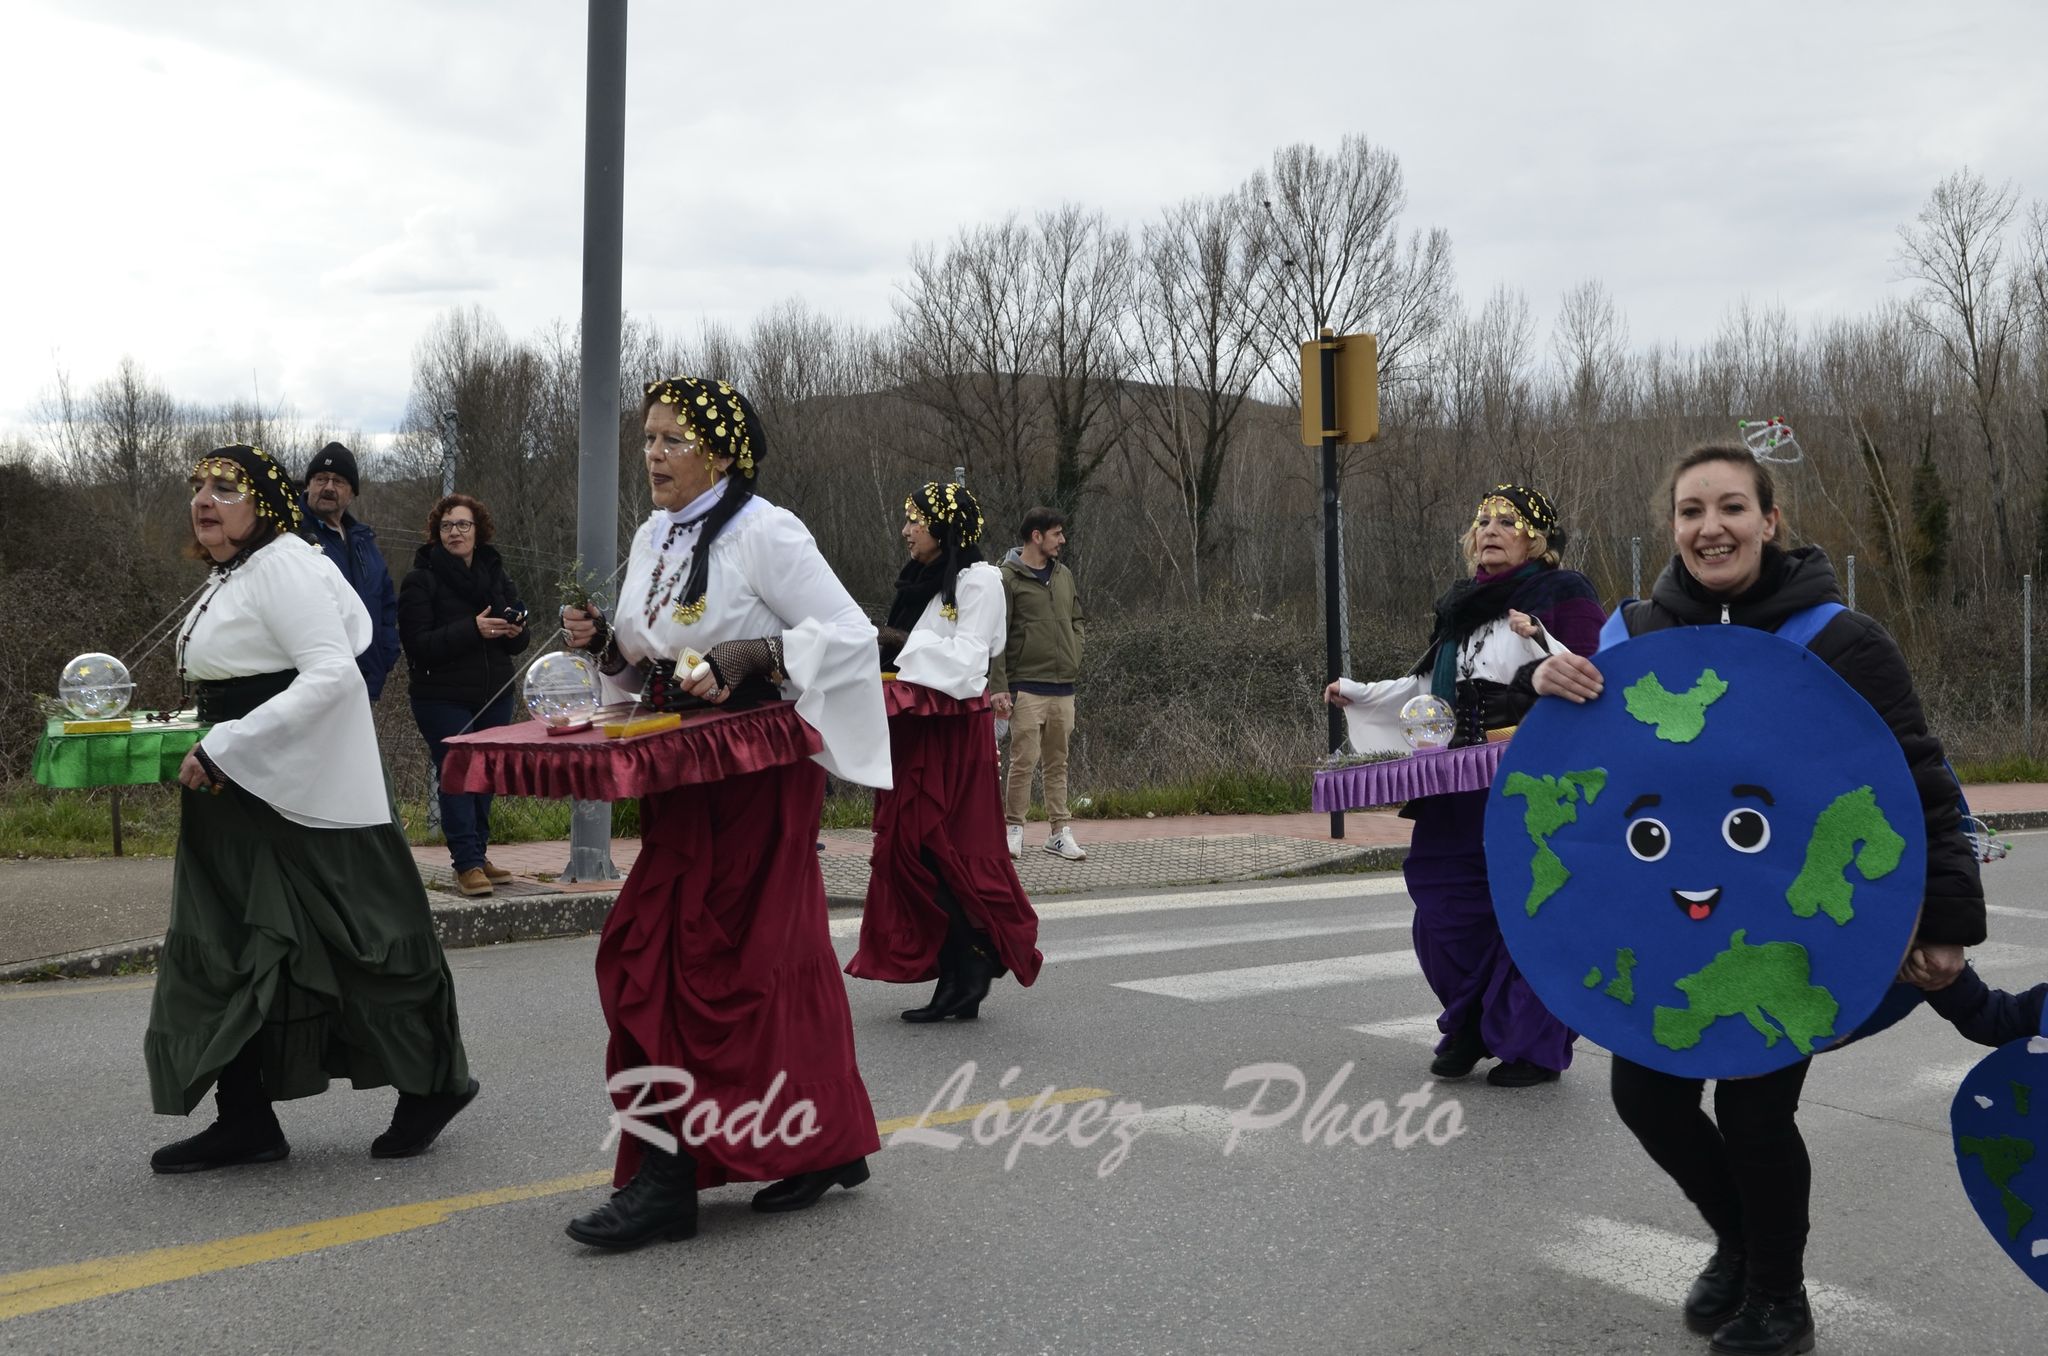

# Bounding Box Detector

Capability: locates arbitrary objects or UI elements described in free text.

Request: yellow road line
[0,980,155,1002]
[0,1085,1114,1323]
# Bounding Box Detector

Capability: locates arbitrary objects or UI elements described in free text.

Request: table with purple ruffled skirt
[1310,741,1506,813]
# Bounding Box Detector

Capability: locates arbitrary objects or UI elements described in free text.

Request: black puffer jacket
[1620,544,1985,946]
[398,542,530,706]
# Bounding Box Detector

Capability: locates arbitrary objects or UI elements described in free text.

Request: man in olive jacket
[986,507,1087,861]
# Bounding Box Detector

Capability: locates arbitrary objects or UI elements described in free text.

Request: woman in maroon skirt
[558,376,891,1250]
[849,482,1042,1020]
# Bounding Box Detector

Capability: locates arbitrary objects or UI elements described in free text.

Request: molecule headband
[905,482,984,546]
[644,376,763,478]
[191,444,304,535]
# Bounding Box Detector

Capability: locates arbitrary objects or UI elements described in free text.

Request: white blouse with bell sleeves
[893,561,1006,700]
[602,491,892,790]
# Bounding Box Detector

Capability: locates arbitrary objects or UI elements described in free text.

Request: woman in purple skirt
[1326,485,1604,1086]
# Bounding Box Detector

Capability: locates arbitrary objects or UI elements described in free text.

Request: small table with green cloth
[32,715,209,854]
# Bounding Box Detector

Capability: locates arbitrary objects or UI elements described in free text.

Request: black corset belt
[196,669,298,723]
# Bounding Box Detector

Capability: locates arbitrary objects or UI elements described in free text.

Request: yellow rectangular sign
[1299,332,1380,446]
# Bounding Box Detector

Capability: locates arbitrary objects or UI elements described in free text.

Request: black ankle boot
[902,937,965,1023]
[1429,1008,1488,1079]
[565,1149,698,1250]
[1485,1059,1561,1087]
[373,1077,481,1158]
[1710,1287,1814,1356]
[1684,1244,1747,1333]
[751,1157,870,1213]
[935,938,996,1020]
[152,1045,289,1174]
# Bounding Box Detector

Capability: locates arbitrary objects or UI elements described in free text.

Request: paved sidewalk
[6,789,2044,981]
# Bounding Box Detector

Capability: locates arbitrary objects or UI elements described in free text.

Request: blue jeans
[411,691,516,872]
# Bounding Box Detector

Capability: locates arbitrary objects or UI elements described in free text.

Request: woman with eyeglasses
[555,376,890,1252]
[397,494,530,898]
[147,445,477,1175]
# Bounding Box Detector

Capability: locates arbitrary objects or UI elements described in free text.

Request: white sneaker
[1044,827,1087,861]
[1006,825,1023,859]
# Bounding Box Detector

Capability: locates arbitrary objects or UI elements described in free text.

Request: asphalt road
[1,848,2043,1355]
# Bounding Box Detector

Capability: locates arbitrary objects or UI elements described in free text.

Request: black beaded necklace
[640,494,723,628]
[175,553,253,691]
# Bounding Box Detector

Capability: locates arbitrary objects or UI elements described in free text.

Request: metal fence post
[2026,573,2034,757]
[1630,536,1641,600]
[1846,554,1856,612]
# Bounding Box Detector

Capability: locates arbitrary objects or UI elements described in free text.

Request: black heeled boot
[901,934,965,1023]
[1710,1287,1814,1356]
[1428,1006,1488,1079]
[936,937,997,1020]
[151,1043,289,1174]
[565,1148,698,1250]
[373,1076,481,1158]
[1684,1243,1747,1333]
[750,1157,870,1213]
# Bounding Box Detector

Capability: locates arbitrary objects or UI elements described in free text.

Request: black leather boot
[373,1076,481,1158]
[1710,1287,1814,1356]
[750,1157,870,1213]
[1429,1007,1488,1079]
[901,935,965,1023]
[1485,1059,1561,1087]
[151,1045,288,1174]
[565,1149,698,1250]
[1684,1244,1747,1333]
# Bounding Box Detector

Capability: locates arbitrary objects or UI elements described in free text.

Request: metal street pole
[1320,329,1344,841]
[563,0,628,882]
[439,410,459,497]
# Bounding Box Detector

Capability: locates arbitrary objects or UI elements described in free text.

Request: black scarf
[1419,563,1541,700]
[888,556,947,631]
[428,543,495,610]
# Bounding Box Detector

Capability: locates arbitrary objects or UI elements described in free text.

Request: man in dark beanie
[302,441,402,701]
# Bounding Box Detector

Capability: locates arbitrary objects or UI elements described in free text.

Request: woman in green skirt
[146,444,478,1173]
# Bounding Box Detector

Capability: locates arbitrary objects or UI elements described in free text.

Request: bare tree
[1034,204,1133,520]
[1896,168,2024,574]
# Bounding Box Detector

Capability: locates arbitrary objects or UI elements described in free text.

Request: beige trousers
[1004,692,1076,831]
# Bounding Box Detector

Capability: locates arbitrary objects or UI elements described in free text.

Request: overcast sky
[5,0,2045,439]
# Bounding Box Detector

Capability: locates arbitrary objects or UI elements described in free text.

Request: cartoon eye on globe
[1485,626,1926,1080]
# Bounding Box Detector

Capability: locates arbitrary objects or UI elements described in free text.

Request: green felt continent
[1583,967,1603,988]
[1500,769,1609,916]
[1653,929,1839,1055]
[1959,1134,2037,1239]
[1785,785,1905,926]
[1623,669,1729,743]
[2015,1082,2033,1117]
[1605,948,1637,1006]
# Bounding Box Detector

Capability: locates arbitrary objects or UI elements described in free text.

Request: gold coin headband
[645,376,760,478]
[906,481,984,546]
[1472,483,1558,541]
[191,444,303,533]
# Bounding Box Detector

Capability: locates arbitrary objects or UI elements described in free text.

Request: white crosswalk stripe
[1541,1214,1921,1344]
[1043,916,1410,965]
[1115,949,1420,1001]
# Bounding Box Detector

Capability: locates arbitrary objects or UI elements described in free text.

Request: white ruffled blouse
[893,561,1006,700]
[602,485,891,789]
[181,534,390,828]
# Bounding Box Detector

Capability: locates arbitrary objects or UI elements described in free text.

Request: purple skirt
[1401,790,1576,1071]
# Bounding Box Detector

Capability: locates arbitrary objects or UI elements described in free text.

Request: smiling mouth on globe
[1672,887,1722,921]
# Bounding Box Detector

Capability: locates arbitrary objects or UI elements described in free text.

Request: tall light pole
[563,0,628,882]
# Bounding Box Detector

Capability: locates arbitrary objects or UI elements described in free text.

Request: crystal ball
[59,652,134,720]
[1400,694,1455,750]
[524,651,601,727]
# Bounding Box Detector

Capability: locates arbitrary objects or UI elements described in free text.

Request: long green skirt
[145,782,471,1115]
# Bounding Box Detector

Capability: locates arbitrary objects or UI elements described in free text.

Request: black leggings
[1609,1055,1813,1296]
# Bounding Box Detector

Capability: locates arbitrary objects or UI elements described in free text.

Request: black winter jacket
[398,542,530,706]
[1618,545,1986,947]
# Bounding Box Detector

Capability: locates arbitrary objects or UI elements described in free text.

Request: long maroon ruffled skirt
[597,760,880,1189]
[846,688,1042,986]
[1402,790,1576,1071]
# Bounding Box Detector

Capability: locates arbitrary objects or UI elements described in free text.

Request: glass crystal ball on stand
[59,652,135,721]
[1399,693,1455,751]
[525,652,601,734]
